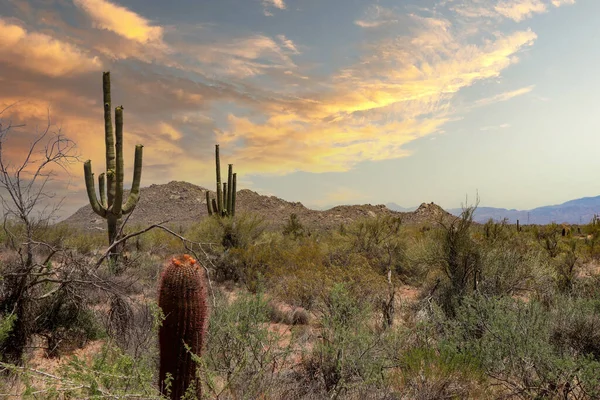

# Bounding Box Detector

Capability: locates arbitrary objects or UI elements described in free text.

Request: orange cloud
[201,14,538,175]
[0,18,102,77]
[216,112,449,174]
[73,0,164,44]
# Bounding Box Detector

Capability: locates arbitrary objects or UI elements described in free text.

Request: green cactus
[206,144,237,217]
[158,254,209,400]
[83,71,143,251]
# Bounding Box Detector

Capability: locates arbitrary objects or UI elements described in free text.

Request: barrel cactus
[158,254,209,399]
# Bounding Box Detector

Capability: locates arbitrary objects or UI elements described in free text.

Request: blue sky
[0,0,597,217]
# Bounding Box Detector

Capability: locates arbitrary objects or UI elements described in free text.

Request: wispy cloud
[480,123,511,131]
[355,5,400,28]
[188,33,299,78]
[474,85,535,107]
[450,0,576,22]
[0,18,102,77]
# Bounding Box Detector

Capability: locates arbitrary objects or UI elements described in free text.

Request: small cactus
[158,254,209,399]
[206,144,237,217]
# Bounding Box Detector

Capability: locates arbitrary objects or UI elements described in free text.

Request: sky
[0,0,598,219]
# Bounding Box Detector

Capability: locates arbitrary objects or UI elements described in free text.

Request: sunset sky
[0,0,598,218]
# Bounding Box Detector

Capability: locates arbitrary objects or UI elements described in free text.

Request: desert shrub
[63,230,107,255]
[414,206,480,317]
[201,288,294,399]
[554,239,580,293]
[535,223,562,258]
[283,213,306,239]
[481,218,512,244]
[551,296,600,361]
[392,345,486,399]
[188,212,266,251]
[442,294,600,399]
[274,256,387,311]
[581,216,600,260]
[342,215,406,276]
[0,312,15,348]
[132,225,186,256]
[35,294,105,358]
[477,238,546,297]
[302,283,388,397]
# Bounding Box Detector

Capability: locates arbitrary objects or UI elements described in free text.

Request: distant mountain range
[387,197,600,225]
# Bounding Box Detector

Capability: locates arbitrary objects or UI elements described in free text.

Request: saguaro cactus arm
[227,164,233,215]
[206,191,213,216]
[98,173,106,208]
[83,161,107,218]
[112,106,124,215]
[215,144,222,214]
[232,173,237,217]
[122,144,144,215]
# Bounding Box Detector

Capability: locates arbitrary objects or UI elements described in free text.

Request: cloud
[450,0,576,22]
[355,5,400,28]
[277,35,300,54]
[473,85,534,107]
[495,0,547,21]
[263,0,286,9]
[217,114,448,174]
[202,12,538,175]
[73,0,163,44]
[262,0,286,16]
[0,18,102,77]
[480,123,511,131]
[190,34,299,78]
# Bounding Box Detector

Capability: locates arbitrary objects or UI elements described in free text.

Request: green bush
[201,288,293,399]
[303,283,387,396]
[393,345,486,399]
[442,294,600,399]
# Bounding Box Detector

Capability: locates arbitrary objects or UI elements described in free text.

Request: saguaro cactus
[158,254,209,399]
[206,144,236,217]
[83,71,143,249]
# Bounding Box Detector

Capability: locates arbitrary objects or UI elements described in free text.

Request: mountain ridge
[445,196,600,225]
[61,181,457,232]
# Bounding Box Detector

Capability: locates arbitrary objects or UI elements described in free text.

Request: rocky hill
[61,181,457,232]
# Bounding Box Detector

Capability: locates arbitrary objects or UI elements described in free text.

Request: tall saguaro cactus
[206,144,236,217]
[158,254,209,399]
[83,71,143,249]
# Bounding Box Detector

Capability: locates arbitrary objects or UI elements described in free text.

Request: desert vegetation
[1,73,600,399]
